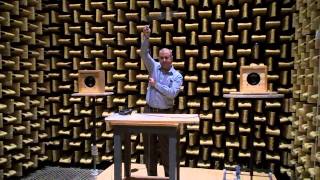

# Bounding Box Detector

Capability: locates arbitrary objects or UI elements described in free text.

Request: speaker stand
[72,92,113,177]
[91,97,98,176]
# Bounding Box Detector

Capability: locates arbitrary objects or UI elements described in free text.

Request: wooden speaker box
[78,70,105,93]
[240,65,267,93]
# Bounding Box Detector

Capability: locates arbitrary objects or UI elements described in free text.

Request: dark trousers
[143,105,173,177]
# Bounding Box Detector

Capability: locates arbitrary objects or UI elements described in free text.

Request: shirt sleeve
[140,38,156,73]
[154,73,183,99]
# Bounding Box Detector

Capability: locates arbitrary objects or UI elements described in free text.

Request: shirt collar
[158,65,174,74]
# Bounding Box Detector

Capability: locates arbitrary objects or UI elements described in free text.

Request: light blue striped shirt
[140,38,183,109]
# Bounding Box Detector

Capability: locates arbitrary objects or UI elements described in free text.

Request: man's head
[159,48,173,71]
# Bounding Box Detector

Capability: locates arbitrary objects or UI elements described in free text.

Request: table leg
[169,134,177,180]
[177,137,180,180]
[145,133,156,176]
[114,129,122,180]
[124,132,131,177]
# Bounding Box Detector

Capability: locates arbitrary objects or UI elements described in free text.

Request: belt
[147,105,172,113]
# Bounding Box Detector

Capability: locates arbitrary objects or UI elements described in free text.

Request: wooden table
[223,92,284,180]
[105,113,199,180]
[71,92,113,176]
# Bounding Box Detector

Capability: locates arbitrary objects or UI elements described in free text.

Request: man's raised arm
[140,25,156,73]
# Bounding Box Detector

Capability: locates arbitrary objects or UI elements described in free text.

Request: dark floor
[21,166,104,180]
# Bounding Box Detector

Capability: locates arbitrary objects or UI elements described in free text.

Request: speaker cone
[247,72,260,85]
[84,76,96,87]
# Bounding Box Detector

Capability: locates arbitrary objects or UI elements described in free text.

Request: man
[140,25,183,176]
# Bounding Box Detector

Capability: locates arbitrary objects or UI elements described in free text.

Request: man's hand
[149,77,156,87]
[143,25,151,39]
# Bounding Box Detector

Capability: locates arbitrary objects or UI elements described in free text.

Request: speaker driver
[85,76,96,87]
[247,72,260,85]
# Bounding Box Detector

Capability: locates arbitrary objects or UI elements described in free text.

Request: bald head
[159,48,173,71]
[159,48,173,58]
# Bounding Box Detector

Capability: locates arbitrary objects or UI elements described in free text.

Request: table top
[223,92,284,99]
[105,113,200,127]
[71,92,114,97]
